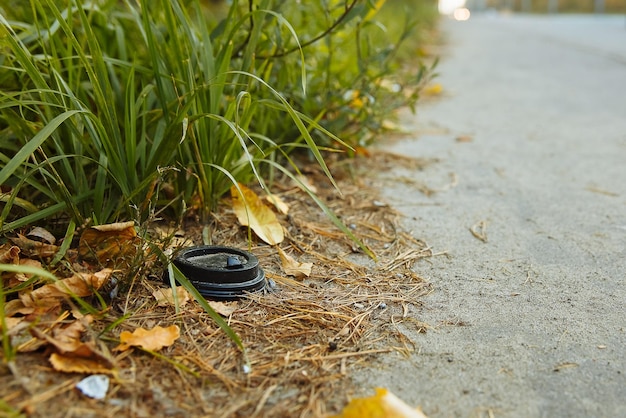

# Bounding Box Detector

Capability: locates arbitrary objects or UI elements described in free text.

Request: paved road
[353,14,626,418]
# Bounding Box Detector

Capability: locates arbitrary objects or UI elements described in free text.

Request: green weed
[0,0,436,362]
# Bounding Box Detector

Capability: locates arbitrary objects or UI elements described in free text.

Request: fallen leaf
[2,317,24,331]
[14,258,43,282]
[116,325,180,352]
[3,299,34,317]
[152,286,191,307]
[231,184,284,245]
[456,135,473,143]
[49,353,115,374]
[332,388,428,418]
[265,193,289,215]
[423,83,443,96]
[15,311,69,353]
[27,226,56,245]
[9,234,59,258]
[295,175,318,193]
[28,315,115,371]
[381,120,402,132]
[278,248,312,279]
[79,221,139,265]
[354,146,371,157]
[31,315,92,354]
[208,301,238,317]
[0,244,20,264]
[20,268,114,308]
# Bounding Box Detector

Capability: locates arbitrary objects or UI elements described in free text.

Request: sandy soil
[351,14,626,418]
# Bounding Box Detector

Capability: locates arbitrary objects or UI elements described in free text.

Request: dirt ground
[0,151,435,418]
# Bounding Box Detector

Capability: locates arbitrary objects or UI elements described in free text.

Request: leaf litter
[0,151,434,417]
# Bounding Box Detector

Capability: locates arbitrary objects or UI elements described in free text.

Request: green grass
[0,0,437,361]
[0,0,437,228]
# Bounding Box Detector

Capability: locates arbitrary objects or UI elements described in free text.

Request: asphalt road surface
[352,13,626,418]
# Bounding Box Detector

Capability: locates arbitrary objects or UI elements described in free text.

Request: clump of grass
[0,0,437,368]
[1,0,436,229]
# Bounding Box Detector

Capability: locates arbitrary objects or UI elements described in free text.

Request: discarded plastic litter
[165,246,265,300]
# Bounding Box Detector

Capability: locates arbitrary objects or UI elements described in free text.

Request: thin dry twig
[470,220,488,243]
[1,152,434,418]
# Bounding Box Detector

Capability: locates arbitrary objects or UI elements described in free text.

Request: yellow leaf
[49,353,114,374]
[152,286,191,307]
[208,301,238,317]
[264,193,289,215]
[278,248,312,279]
[116,325,180,352]
[332,388,428,418]
[231,184,284,245]
[423,83,443,96]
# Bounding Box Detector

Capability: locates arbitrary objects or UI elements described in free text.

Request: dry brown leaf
[295,175,318,193]
[116,325,180,352]
[231,183,284,245]
[49,353,115,374]
[152,286,191,307]
[0,244,20,264]
[3,299,34,317]
[278,248,312,279]
[13,258,43,282]
[209,301,238,317]
[28,315,114,371]
[31,315,92,353]
[78,221,139,265]
[332,387,428,418]
[27,226,56,245]
[2,317,24,331]
[265,193,290,215]
[20,268,114,308]
[9,234,59,258]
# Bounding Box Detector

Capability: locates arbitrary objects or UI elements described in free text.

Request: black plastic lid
[165,246,265,300]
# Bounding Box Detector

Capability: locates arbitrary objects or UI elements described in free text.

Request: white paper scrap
[76,374,110,400]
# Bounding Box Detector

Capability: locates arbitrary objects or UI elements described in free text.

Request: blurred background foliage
[480,0,624,13]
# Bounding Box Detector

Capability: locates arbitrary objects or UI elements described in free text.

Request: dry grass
[0,151,434,418]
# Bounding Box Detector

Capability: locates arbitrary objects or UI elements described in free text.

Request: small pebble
[379,302,387,309]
